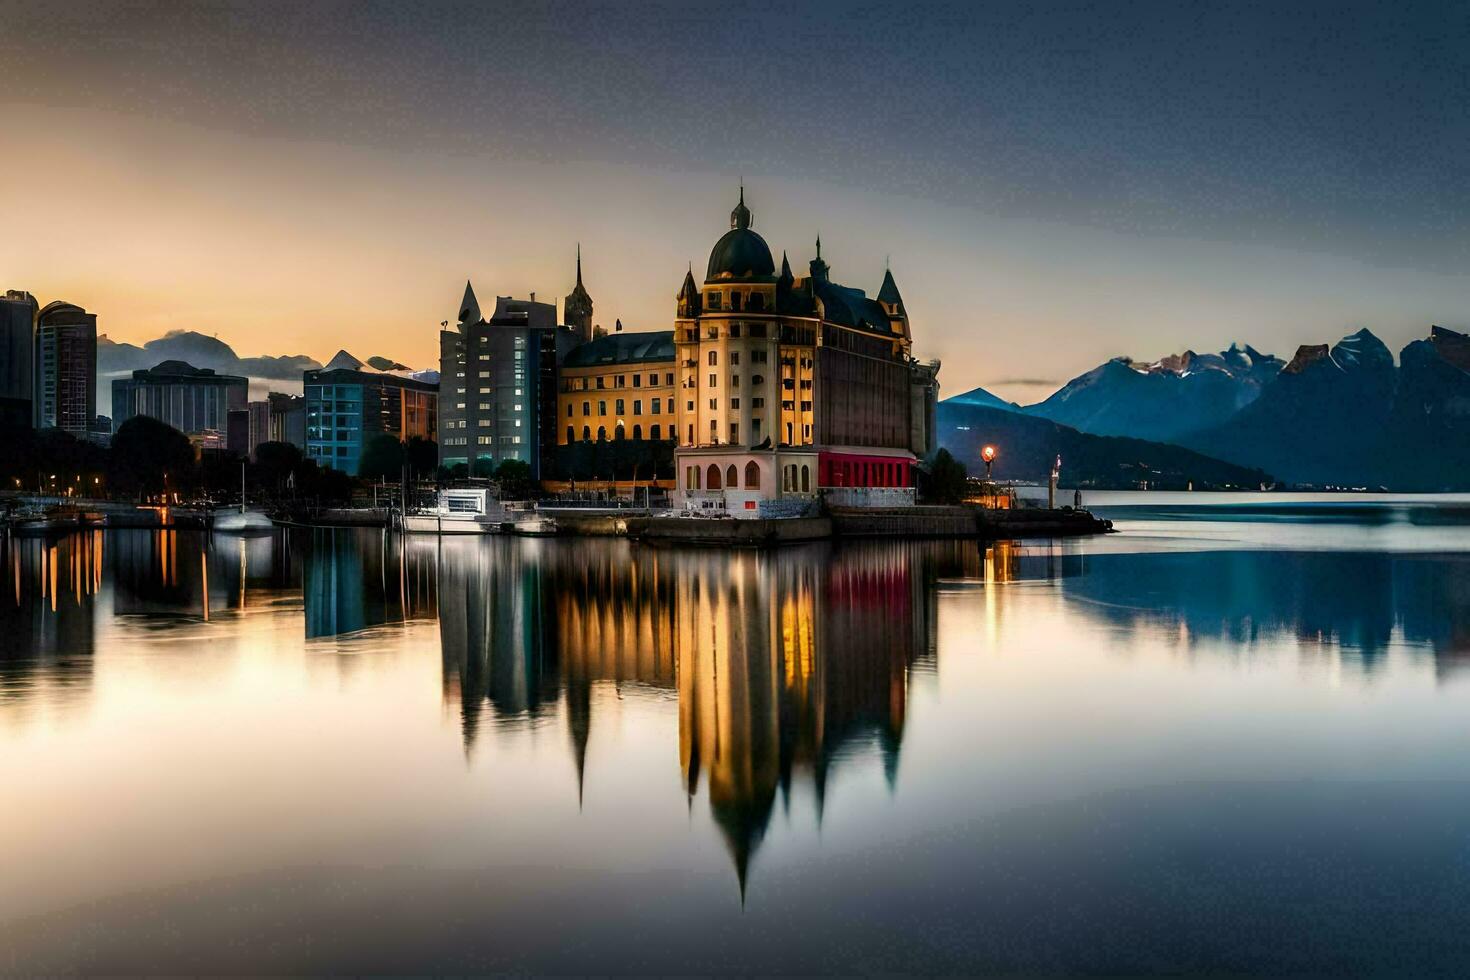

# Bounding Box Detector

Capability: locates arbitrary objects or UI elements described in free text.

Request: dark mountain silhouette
[1379,326,1470,489]
[97,330,322,413]
[1181,328,1397,486]
[945,385,1020,412]
[939,400,1272,490]
[1026,344,1284,443]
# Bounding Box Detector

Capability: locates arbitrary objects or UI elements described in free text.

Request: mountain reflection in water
[6,519,1470,971]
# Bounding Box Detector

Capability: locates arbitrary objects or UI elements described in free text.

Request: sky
[2,0,1468,404]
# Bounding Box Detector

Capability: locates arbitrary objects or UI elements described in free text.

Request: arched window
[744,461,759,489]
[801,465,810,492]
[566,426,574,443]
[615,424,625,441]
[632,424,642,440]
[582,425,591,441]
[597,426,607,442]
[707,464,722,490]
[726,464,738,488]
[708,350,718,366]
[651,424,661,440]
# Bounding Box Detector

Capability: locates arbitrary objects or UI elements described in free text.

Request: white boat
[214,461,274,535]
[213,508,274,534]
[402,488,507,535]
[511,515,558,537]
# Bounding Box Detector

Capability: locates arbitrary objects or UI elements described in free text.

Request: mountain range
[943,325,1470,490]
[96,331,425,415]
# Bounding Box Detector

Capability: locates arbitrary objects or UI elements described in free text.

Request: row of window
[443,418,522,429]
[570,397,673,418]
[704,350,768,366]
[566,371,674,392]
[703,292,767,313]
[566,424,668,442]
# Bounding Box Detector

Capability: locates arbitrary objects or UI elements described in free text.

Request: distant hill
[98,330,322,414]
[1181,328,1397,486]
[945,385,1020,413]
[1026,344,1283,443]
[939,401,1272,490]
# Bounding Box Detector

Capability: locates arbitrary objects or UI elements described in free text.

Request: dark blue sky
[3,0,1467,398]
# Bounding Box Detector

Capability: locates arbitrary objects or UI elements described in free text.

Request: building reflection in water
[301,528,437,639]
[437,538,965,891]
[0,530,102,713]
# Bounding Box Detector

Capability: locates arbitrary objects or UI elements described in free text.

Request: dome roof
[707,228,775,282]
[705,188,775,282]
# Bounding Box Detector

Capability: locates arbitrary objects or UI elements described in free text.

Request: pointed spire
[780,250,792,279]
[576,242,583,286]
[730,184,752,230]
[458,279,481,326]
[815,234,821,259]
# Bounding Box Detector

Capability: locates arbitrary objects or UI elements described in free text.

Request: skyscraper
[0,289,38,429]
[35,300,97,435]
[438,285,575,479]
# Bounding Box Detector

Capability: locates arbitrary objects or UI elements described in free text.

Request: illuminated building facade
[673,190,940,514]
[556,330,677,445]
[438,284,575,478]
[304,351,438,475]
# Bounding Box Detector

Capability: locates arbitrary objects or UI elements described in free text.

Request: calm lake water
[4,495,1470,973]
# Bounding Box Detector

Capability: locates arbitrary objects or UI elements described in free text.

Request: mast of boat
[240,459,246,515]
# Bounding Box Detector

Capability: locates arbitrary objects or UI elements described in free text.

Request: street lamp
[981,445,997,480]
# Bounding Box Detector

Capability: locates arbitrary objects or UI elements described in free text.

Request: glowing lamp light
[981,445,997,480]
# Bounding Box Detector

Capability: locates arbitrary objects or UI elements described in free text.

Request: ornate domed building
[673,190,940,512]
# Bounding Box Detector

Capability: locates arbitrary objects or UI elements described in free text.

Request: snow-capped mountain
[1024,343,1284,443]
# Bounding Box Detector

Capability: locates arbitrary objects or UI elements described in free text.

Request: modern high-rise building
[672,189,940,513]
[112,360,249,444]
[35,300,97,435]
[0,289,38,429]
[247,393,308,457]
[304,351,438,476]
[438,284,575,478]
[268,392,307,448]
[247,399,272,457]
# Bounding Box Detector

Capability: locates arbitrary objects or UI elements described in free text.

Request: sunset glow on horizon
[4,1,1468,403]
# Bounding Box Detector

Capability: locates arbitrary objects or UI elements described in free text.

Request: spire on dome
[808,235,829,283]
[730,184,752,230]
[458,279,482,326]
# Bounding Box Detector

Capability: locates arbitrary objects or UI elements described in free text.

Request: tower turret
[563,244,594,343]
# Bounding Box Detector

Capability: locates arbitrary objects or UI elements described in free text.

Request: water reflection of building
[107,528,283,620]
[437,539,957,891]
[0,531,100,713]
[301,528,437,639]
